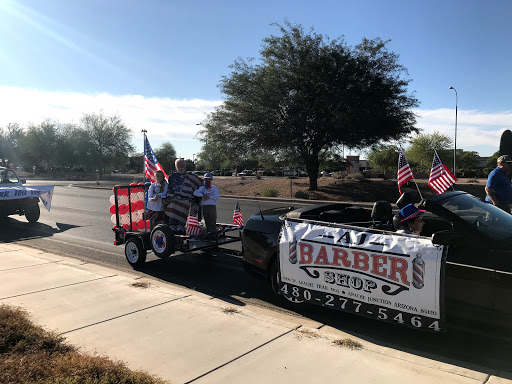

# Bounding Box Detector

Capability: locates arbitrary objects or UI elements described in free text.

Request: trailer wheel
[125,237,147,267]
[25,205,40,223]
[151,224,175,258]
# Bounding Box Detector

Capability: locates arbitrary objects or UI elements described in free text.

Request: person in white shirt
[147,170,168,228]
[193,173,219,235]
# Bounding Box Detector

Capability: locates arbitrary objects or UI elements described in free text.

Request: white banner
[279,220,445,332]
[0,185,54,211]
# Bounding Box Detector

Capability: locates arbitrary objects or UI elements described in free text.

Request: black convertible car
[242,191,512,333]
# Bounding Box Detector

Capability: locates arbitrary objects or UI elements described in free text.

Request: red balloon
[137,219,145,229]
[135,200,145,210]
[122,224,131,230]
[117,188,128,196]
[130,182,137,186]
[146,220,151,229]
[109,205,116,214]
[130,202,137,212]
[118,204,128,215]
[113,185,121,193]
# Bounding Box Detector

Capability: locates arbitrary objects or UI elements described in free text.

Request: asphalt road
[1,183,511,373]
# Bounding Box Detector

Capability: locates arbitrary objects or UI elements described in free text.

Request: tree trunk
[305,155,320,191]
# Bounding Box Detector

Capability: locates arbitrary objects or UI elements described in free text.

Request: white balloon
[119,195,129,205]
[109,195,116,205]
[137,191,145,201]
[111,214,117,224]
[130,192,140,203]
[132,211,142,222]
[120,214,130,225]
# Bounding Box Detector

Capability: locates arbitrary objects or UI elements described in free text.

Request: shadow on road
[0,218,81,242]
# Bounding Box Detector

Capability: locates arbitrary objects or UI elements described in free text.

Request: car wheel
[25,204,40,223]
[125,237,147,268]
[150,224,175,258]
[270,256,306,305]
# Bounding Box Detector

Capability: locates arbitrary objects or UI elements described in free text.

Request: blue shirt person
[485,155,512,212]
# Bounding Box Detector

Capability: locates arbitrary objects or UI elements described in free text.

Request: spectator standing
[485,155,512,212]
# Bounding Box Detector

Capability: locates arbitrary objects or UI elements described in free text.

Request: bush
[127,169,137,174]
[294,190,309,199]
[256,173,262,179]
[332,171,347,179]
[261,187,279,197]
[346,173,365,181]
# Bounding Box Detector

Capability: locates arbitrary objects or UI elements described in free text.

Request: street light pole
[449,87,458,177]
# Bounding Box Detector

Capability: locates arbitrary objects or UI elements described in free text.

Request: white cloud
[0,86,221,158]
[1,86,511,158]
[414,108,512,156]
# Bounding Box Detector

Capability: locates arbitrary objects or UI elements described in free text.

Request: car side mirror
[20,179,26,184]
[431,230,465,246]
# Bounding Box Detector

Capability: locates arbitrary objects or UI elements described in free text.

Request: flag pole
[142,129,148,233]
[412,178,424,200]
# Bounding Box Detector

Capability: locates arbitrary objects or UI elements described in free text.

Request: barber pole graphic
[289,235,297,264]
[412,253,425,289]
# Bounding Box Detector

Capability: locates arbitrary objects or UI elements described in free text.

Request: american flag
[144,137,168,183]
[428,152,457,194]
[397,148,414,194]
[232,200,243,226]
[185,204,202,236]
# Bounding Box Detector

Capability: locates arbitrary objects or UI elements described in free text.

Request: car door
[491,247,512,316]
[445,239,495,311]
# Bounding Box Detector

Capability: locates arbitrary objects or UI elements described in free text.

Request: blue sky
[0,0,511,159]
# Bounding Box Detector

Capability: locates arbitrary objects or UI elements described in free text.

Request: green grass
[0,304,169,384]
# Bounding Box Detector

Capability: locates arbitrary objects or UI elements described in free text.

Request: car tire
[25,204,40,223]
[269,256,306,306]
[150,224,175,258]
[125,236,147,268]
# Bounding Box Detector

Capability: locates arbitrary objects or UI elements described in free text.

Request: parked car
[212,170,222,176]
[241,191,512,334]
[239,169,256,176]
[0,166,40,222]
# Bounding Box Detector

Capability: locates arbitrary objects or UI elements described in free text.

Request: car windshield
[0,169,19,184]
[438,193,512,241]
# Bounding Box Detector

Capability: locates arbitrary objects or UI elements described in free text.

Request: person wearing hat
[193,173,219,235]
[396,203,426,235]
[485,155,512,212]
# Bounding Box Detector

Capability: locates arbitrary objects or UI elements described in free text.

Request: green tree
[367,145,399,173]
[0,123,24,166]
[155,142,177,174]
[17,121,60,171]
[405,132,453,172]
[80,112,134,177]
[202,21,418,190]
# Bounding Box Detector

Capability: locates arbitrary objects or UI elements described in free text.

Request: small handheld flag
[233,200,243,226]
[185,204,202,236]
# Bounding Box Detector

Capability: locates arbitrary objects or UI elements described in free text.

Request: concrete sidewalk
[0,243,510,384]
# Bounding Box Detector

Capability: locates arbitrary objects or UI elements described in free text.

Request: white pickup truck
[0,167,41,222]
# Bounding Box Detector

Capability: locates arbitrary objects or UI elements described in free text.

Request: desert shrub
[0,305,168,384]
[468,178,479,183]
[294,190,309,199]
[256,173,262,179]
[331,171,347,179]
[127,169,137,174]
[261,187,279,197]
[346,173,365,181]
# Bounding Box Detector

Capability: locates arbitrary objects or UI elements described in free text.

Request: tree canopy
[155,142,177,173]
[201,21,419,189]
[367,145,399,174]
[405,132,453,172]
